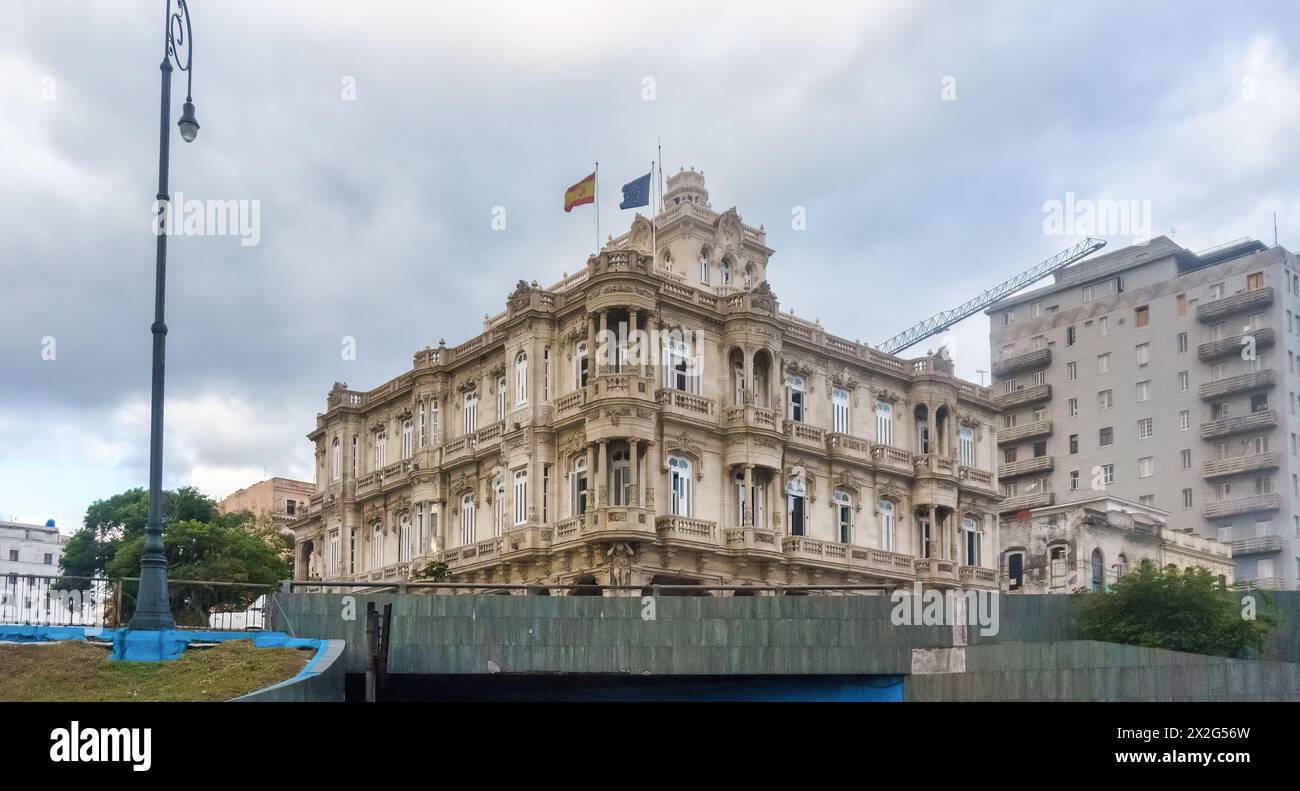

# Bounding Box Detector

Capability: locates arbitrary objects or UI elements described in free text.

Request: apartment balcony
[958,565,1001,590]
[655,516,719,548]
[723,404,782,433]
[721,526,782,554]
[914,557,960,585]
[991,348,1051,378]
[1232,576,1286,592]
[780,536,917,581]
[1198,327,1274,361]
[914,454,959,477]
[1199,451,1280,480]
[1199,409,1278,439]
[783,420,826,451]
[997,420,1053,445]
[870,444,916,473]
[656,388,716,422]
[1228,535,1283,556]
[998,455,1054,480]
[473,421,505,456]
[994,383,1053,410]
[1198,369,1275,400]
[1196,286,1274,323]
[958,466,997,494]
[999,490,1055,513]
[826,433,874,465]
[1203,493,1282,520]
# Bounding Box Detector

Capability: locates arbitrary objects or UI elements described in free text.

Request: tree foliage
[61,486,219,579]
[1075,561,1279,658]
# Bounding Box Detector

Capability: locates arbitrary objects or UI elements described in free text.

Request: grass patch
[0,639,310,702]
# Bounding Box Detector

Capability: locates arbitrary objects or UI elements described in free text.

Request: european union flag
[619,172,652,209]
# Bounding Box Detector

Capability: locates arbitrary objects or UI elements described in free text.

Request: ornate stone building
[288,170,1002,592]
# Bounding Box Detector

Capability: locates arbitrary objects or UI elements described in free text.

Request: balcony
[656,389,716,421]
[826,433,873,465]
[1200,451,1280,479]
[914,557,960,585]
[999,490,1055,513]
[1203,493,1282,520]
[1198,327,1274,361]
[998,455,1054,479]
[721,527,781,553]
[1228,535,1283,556]
[958,466,996,492]
[1197,287,1274,323]
[870,444,915,473]
[780,536,917,580]
[783,420,826,451]
[958,565,1000,590]
[655,516,719,547]
[1199,409,1278,439]
[994,383,1053,410]
[991,348,1051,378]
[1232,576,1286,591]
[723,404,781,432]
[997,420,1053,445]
[1198,369,1275,400]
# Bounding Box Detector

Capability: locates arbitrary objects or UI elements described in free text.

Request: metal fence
[284,580,893,596]
[0,574,276,631]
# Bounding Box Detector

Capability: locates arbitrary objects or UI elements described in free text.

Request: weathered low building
[1000,495,1233,593]
[288,170,1002,592]
[218,477,314,533]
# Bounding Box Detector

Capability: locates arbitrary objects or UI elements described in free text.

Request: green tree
[105,512,291,627]
[1075,561,1279,658]
[60,486,220,579]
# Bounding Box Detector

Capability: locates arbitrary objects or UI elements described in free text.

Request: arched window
[959,426,975,467]
[832,388,850,434]
[733,360,745,406]
[513,468,528,525]
[370,522,384,569]
[834,490,853,544]
[664,334,696,393]
[464,390,478,434]
[669,456,692,516]
[787,474,806,537]
[1049,545,1068,588]
[1090,547,1105,591]
[515,352,528,405]
[493,473,506,537]
[575,341,589,387]
[374,431,387,471]
[743,263,754,289]
[351,436,358,478]
[460,494,476,546]
[496,375,507,420]
[331,437,341,481]
[1007,551,1025,590]
[734,469,746,525]
[698,248,710,284]
[963,516,981,566]
[875,401,893,446]
[401,419,413,459]
[719,258,732,286]
[398,512,412,563]
[610,448,631,507]
[878,499,896,552]
[430,398,440,445]
[572,457,589,516]
[787,375,805,422]
[1116,553,1128,579]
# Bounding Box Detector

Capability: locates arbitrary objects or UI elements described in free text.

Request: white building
[0,519,66,583]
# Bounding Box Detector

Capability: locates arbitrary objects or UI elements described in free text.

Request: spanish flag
[564,171,596,212]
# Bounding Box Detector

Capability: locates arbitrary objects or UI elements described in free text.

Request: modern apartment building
[288,169,1003,592]
[988,236,1300,590]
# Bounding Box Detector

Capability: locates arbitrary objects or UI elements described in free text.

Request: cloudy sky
[2,0,1298,533]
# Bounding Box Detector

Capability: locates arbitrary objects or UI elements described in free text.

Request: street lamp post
[130,0,199,631]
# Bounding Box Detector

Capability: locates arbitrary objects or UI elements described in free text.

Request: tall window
[327,529,340,576]
[460,494,475,545]
[734,470,747,525]
[370,523,384,569]
[878,499,896,551]
[515,352,528,405]
[464,390,478,434]
[832,388,850,434]
[401,419,413,459]
[351,435,357,478]
[417,401,426,448]
[1007,552,1024,590]
[331,437,341,481]
[575,341,589,387]
[430,399,440,444]
[496,375,507,420]
[493,474,506,536]
[958,426,975,467]
[571,457,588,516]
[543,349,551,402]
[733,361,745,406]
[875,401,893,445]
[834,491,852,544]
[787,376,805,422]
[664,336,697,393]
[719,259,732,286]
[398,513,412,562]
[699,251,710,283]
[669,456,692,516]
[374,431,387,471]
[415,503,425,555]
[513,468,528,525]
[963,516,981,566]
[609,448,631,506]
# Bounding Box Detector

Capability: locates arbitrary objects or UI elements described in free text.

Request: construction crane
[874,237,1107,356]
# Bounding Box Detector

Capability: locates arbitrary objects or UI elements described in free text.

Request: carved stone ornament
[875,388,902,404]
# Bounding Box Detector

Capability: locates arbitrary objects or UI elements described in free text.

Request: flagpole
[657,135,664,214]
[594,161,600,254]
[651,160,657,271]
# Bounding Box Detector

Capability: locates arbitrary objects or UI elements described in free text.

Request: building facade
[0,519,66,582]
[1001,495,1232,594]
[988,236,1300,590]
[289,170,1003,592]
[218,477,314,532]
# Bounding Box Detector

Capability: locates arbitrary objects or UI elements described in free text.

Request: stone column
[629,438,640,508]
[586,313,597,385]
[629,309,640,377]
[743,347,754,406]
[928,505,937,559]
[598,310,609,376]
[597,440,608,506]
